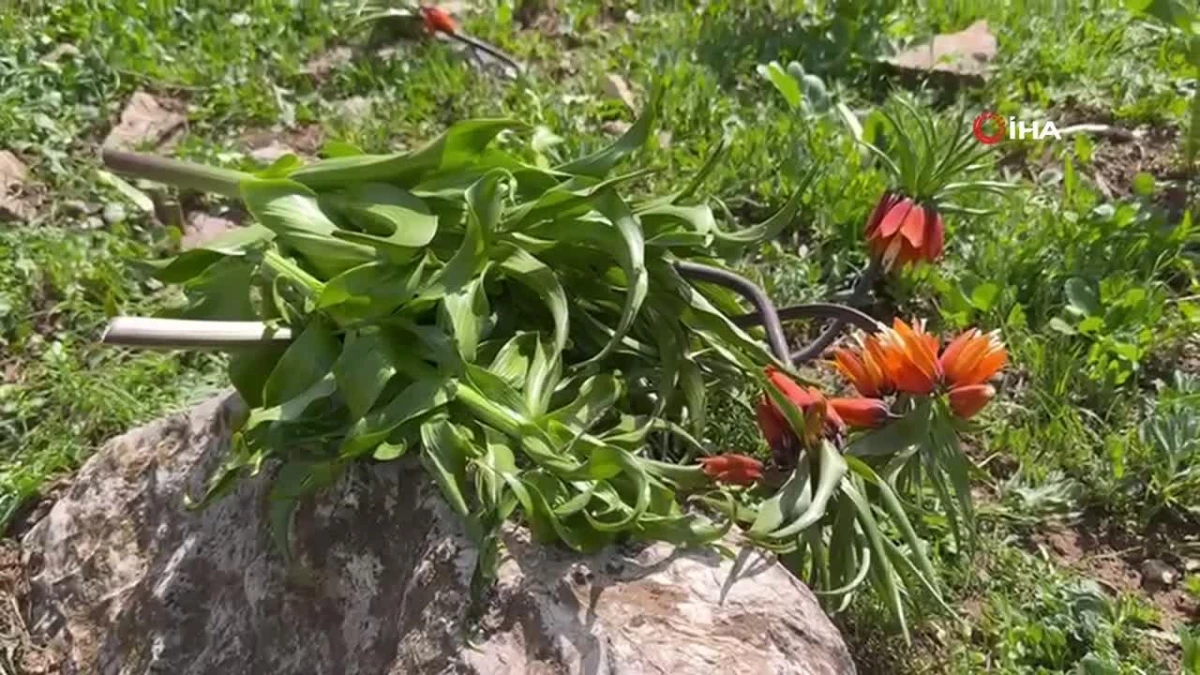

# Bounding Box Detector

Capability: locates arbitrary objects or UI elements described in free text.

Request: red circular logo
[972,112,1006,144]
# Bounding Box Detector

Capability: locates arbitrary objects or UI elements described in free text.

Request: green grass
[1,0,1197,672]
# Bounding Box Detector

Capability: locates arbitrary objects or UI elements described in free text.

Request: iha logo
[972,112,1061,144]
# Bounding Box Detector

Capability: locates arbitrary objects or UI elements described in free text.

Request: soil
[1023,512,1200,671]
[0,540,62,674]
[1001,109,1193,222]
[240,124,324,159]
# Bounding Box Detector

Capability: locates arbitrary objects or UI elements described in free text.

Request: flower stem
[101,148,252,197]
[261,249,324,296]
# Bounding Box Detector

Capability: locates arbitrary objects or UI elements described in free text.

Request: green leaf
[750,462,812,535]
[547,374,622,430]
[524,336,562,417]
[240,178,376,278]
[333,328,398,420]
[556,84,661,178]
[96,169,155,213]
[466,363,529,418]
[497,244,569,357]
[711,171,811,247]
[1048,317,1078,336]
[440,274,491,362]
[340,375,453,457]
[768,440,847,539]
[263,319,340,407]
[229,343,288,408]
[1065,278,1101,317]
[290,119,523,188]
[420,418,474,517]
[416,170,506,302]
[373,441,408,461]
[970,282,1000,312]
[489,333,535,387]
[325,182,438,258]
[758,61,801,109]
[586,191,648,362]
[317,258,425,316]
[177,257,256,320]
[1132,172,1156,197]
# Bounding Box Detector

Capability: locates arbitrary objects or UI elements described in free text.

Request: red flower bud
[698,454,764,486]
[864,192,944,271]
[948,384,995,419]
[420,5,458,34]
[829,397,890,429]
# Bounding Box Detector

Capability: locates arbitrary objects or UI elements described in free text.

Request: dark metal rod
[789,259,881,363]
[731,303,881,335]
[673,261,791,363]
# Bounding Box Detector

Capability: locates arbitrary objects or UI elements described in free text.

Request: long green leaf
[290,119,522,188]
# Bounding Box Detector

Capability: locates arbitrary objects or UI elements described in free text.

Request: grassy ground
[1,0,1197,672]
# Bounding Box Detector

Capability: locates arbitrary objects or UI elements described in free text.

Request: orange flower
[832,333,893,397]
[948,384,995,419]
[699,454,764,486]
[829,397,890,429]
[940,328,1007,388]
[420,5,458,34]
[876,318,941,394]
[865,192,945,271]
[759,367,844,463]
[755,397,789,455]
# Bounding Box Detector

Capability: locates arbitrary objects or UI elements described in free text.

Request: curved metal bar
[788,260,881,363]
[673,261,791,363]
[731,303,881,335]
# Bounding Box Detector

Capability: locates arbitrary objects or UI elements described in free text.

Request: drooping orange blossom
[420,5,458,34]
[864,192,945,272]
[831,321,1007,420]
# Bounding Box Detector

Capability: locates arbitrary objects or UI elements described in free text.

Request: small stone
[334,96,373,123]
[248,140,296,165]
[104,91,186,150]
[603,73,638,113]
[569,564,593,586]
[1140,558,1178,592]
[0,150,33,222]
[601,120,631,136]
[182,212,240,250]
[884,20,997,82]
[302,47,354,80]
[1184,558,1200,573]
[61,199,96,215]
[102,202,126,225]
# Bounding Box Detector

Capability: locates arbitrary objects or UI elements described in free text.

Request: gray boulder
[22,394,855,674]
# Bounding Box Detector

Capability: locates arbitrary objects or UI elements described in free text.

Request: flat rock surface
[20,394,854,675]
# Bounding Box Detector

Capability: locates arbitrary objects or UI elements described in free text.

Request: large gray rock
[22,394,854,675]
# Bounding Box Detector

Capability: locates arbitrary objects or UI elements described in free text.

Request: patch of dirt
[182,210,243,250]
[103,90,188,151]
[240,125,324,161]
[515,0,559,33]
[1001,113,1190,217]
[302,46,354,82]
[1026,514,1199,646]
[0,540,63,674]
[5,478,70,540]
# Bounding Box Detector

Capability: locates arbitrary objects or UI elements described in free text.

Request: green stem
[102,148,252,197]
[454,384,524,437]
[262,249,324,296]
